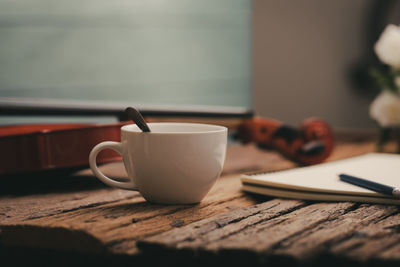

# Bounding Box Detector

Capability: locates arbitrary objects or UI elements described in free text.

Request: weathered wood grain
[378,242,400,261]
[0,138,399,266]
[0,189,140,224]
[138,202,356,252]
[138,203,400,264]
[329,211,400,261]
[0,172,263,255]
[272,204,399,260]
[0,143,295,254]
[138,198,306,250]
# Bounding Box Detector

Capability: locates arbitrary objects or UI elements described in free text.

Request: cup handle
[89,141,138,190]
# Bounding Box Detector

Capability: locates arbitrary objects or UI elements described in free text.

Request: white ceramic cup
[89,122,227,204]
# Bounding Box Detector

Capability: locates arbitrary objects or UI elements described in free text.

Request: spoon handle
[125,107,151,132]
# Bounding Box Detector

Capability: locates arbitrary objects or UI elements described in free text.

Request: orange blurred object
[238,117,334,165]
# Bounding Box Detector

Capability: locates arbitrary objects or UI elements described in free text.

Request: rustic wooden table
[0,134,399,266]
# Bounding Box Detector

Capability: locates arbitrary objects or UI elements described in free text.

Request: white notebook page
[242,153,400,197]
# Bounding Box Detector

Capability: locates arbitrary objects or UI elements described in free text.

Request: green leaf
[369,67,398,93]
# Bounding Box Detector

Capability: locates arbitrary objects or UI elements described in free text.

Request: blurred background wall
[252,0,400,129]
[2,0,400,129]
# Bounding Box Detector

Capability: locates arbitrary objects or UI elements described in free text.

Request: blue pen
[339,174,400,198]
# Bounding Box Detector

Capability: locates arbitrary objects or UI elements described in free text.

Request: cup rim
[121,122,227,134]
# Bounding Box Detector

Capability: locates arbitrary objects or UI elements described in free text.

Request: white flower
[374,24,400,69]
[370,90,400,127]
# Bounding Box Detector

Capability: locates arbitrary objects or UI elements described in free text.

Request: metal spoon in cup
[124,107,151,132]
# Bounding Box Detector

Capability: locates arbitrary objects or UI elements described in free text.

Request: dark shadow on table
[0,169,108,197]
[2,245,384,267]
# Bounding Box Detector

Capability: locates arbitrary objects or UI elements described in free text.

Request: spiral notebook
[241,153,400,205]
